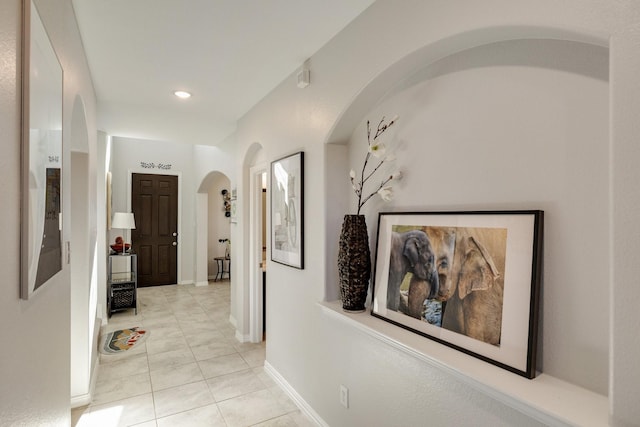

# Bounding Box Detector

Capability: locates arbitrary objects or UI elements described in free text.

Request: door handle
[172,242,177,246]
[173,232,178,237]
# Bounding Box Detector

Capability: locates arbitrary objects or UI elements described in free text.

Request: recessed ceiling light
[174,90,191,99]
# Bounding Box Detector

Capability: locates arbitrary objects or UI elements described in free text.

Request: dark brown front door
[131,173,178,287]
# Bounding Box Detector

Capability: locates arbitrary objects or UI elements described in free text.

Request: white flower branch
[350,116,402,215]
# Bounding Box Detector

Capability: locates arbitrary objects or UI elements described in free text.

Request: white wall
[110,136,195,284]
[108,139,239,288]
[0,0,98,423]
[231,1,640,425]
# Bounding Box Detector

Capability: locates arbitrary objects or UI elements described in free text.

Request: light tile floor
[72,281,313,427]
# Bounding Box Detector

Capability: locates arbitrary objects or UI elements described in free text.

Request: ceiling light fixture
[174,90,192,99]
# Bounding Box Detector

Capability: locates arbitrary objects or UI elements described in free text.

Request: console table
[107,253,137,317]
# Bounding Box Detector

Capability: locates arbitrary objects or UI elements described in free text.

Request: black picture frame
[270,151,304,269]
[371,210,543,378]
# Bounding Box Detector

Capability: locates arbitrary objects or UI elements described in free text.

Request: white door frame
[249,163,267,342]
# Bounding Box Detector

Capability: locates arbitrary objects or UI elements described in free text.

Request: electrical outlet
[339,384,349,408]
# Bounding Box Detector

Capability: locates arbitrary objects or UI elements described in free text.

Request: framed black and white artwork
[270,151,304,269]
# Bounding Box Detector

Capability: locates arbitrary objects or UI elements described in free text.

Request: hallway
[73,281,311,427]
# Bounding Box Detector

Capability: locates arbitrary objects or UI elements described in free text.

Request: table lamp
[112,212,136,254]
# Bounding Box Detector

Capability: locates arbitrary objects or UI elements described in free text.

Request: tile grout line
[86,281,291,427]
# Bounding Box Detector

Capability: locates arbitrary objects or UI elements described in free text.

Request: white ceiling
[72,0,375,146]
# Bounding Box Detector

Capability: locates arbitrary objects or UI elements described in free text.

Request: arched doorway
[240,142,267,343]
[196,171,231,286]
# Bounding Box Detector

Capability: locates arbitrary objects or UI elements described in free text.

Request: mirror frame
[21,0,64,299]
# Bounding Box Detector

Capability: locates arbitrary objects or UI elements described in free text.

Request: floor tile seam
[265,388,301,416]
[153,401,224,425]
[89,387,152,409]
[196,359,231,382]
[98,355,145,367]
[149,381,160,422]
[142,330,161,425]
[150,374,206,393]
[197,363,249,382]
[182,329,227,341]
[235,344,266,354]
[147,349,198,371]
[246,413,292,427]
[87,392,156,424]
[238,352,263,367]
[215,400,235,427]
[151,380,217,419]
[95,366,151,382]
[204,367,257,384]
[215,389,291,425]
[93,367,151,388]
[192,350,241,365]
[210,387,268,406]
[205,380,270,405]
[193,346,243,363]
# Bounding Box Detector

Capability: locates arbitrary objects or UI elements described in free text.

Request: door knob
[173,232,178,237]
[172,242,177,246]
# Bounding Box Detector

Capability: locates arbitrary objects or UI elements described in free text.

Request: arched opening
[324,35,609,395]
[236,142,266,343]
[196,171,231,286]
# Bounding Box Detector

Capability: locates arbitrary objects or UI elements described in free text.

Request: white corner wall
[0,0,98,424]
[231,1,640,426]
[109,137,195,284]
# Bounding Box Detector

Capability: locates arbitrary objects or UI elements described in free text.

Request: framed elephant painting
[371,210,543,379]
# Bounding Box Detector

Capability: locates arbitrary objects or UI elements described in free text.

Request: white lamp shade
[112,212,136,229]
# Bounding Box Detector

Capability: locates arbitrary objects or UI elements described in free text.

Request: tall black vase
[338,214,371,312]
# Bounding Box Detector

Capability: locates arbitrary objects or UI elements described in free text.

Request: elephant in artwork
[408,227,506,345]
[387,229,439,312]
[404,227,455,319]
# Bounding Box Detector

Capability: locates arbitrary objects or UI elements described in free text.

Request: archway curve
[194,170,231,286]
[324,25,608,146]
[322,26,610,304]
[321,24,611,395]
[197,170,228,193]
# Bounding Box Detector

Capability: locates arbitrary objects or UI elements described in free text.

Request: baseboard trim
[71,357,99,408]
[71,313,103,408]
[264,361,328,427]
[178,280,194,285]
[235,330,251,343]
[70,392,91,408]
[195,280,209,287]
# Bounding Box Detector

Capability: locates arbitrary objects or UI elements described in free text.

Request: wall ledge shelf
[318,300,608,427]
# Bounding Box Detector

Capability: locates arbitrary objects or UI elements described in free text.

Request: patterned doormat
[100,327,149,354]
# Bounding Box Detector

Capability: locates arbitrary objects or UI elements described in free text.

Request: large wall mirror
[21,0,64,299]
